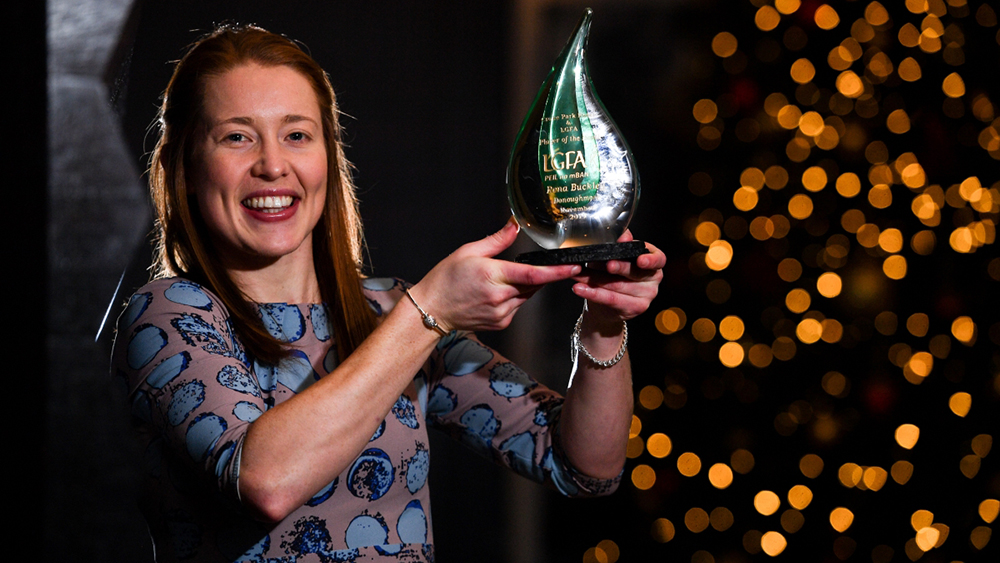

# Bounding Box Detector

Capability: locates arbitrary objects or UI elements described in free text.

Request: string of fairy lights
[578,1,997,562]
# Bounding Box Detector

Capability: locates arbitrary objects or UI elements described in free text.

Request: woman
[112,24,664,562]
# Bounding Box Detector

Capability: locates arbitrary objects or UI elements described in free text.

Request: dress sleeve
[359,277,622,497]
[423,329,622,498]
[110,278,264,501]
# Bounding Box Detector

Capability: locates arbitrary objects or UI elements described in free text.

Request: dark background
[26,0,1000,561]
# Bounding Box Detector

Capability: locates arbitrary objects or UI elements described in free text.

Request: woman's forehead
[201,64,321,125]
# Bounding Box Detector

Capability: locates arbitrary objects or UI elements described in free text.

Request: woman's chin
[216,240,312,271]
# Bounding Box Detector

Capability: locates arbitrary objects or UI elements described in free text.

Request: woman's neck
[225,246,323,305]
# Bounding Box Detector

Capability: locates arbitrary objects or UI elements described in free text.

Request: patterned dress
[111,276,620,562]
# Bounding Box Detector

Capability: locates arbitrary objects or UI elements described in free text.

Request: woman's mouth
[242,195,295,214]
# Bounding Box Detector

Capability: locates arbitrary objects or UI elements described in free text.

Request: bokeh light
[678,452,702,477]
[622,1,998,560]
[830,508,854,532]
[754,490,781,516]
[647,433,672,459]
[761,531,787,556]
[708,463,734,489]
[787,485,813,510]
[632,465,656,490]
[685,507,710,533]
[895,424,920,449]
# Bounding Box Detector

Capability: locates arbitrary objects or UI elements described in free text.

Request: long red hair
[149,24,376,364]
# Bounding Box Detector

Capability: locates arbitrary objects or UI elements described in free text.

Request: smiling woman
[148,26,375,366]
[189,64,329,278]
[112,24,663,563]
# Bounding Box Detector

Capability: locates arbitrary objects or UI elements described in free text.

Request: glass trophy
[507,8,647,265]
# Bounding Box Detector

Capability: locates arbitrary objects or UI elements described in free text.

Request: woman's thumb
[461,217,520,258]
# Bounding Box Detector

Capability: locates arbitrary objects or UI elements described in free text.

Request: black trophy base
[515,240,649,265]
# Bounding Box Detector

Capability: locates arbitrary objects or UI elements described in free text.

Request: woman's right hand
[408,218,581,332]
[241,219,578,521]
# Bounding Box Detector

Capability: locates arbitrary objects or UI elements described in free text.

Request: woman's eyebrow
[209,116,254,128]
[283,114,318,125]
[209,115,317,127]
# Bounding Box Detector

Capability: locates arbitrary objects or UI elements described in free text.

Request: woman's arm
[557,231,666,479]
[238,220,582,522]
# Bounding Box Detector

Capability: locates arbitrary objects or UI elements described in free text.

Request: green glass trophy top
[507,8,646,264]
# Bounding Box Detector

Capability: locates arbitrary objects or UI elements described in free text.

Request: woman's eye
[288,132,307,142]
[226,133,246,143]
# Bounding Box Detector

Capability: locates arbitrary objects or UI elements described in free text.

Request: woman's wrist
[403,287,449,336]
[568,300,628,386]
[402,283,454,335]
[578,301,625,339]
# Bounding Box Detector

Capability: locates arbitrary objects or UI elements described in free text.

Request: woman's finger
[454,217,519,259]
[583,242,665,281]
[571,283,652,320]
[573,266,663,294]
[635,242,667,270]
[499,261,581,287]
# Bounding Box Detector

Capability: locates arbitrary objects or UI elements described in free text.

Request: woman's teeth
[243,195,294,213]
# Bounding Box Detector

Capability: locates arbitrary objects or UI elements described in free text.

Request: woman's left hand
[559,230,663,479]
[569,230,665,327]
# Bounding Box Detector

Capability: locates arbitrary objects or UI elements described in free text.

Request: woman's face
[189,63,327,270]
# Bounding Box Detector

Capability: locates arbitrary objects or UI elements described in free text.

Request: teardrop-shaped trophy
[508,8,646,265]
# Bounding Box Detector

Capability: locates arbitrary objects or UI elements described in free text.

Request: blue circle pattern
[323,347,338,373]
[435,330,460,351]
[397,500,427,544]
[185,412,227,462]
[427,385,457,415]
[310,304,331,341]
[306,477,338,507]
[361,278,396,291]
[365,297,383,317]
[534,398,563,427]
[172,314,233,357]
[217,364,261,397]
[459,405,500,455]
[369,420,385,442]
[167,380,205,427]
[214,441,237,480]
[251,359,278,393]
[276,350,318,393]
[348,448,395,501]
[542,448,580,496]
[489,362,538,399]
[501,431,543,482]
[232,401,262,423]
[128,324,167,370]
[164,280,213,311]
[283,515,334,557]
[121,292,152,327]
[391,395,420,429]
[259,303,305,343]
[442,339,493,376]
[345,514,389,550]
[146,352,190,389]
[413,374,429,417]
[405,447,430,494]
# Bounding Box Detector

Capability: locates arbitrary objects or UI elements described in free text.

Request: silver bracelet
[568,300,628,387]
[404,288,449,337]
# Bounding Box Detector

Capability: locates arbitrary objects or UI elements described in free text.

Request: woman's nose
[251,140,289,180]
